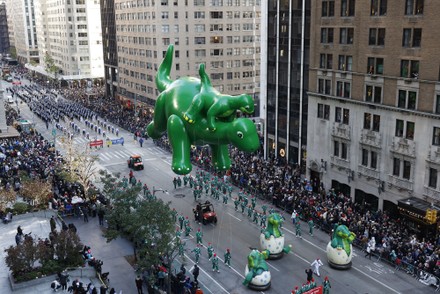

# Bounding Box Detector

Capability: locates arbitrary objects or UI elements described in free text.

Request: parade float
[243,249,271,290]
[146,44,260,175]
[326,224,356,269]
[259,213,292,259]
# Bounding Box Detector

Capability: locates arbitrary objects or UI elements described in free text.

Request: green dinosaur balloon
[147,45,260,175]
[330,224,356,257]
[260,213,291,258]
[243,249,271,289]
[326,224,356,269]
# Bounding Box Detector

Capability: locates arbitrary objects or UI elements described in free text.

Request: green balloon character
[146,44,260,175]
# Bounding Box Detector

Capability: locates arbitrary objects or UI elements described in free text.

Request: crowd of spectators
[6,66,440,284]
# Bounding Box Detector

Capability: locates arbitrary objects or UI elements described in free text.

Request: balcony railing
[390,137,416,157]
[360,129,382,148]
[387,174,413,191]
[358,165,380,180]
[427,145,440,164]
[330,156,350,170]
[331,123,351,141]
[423,186,440,201]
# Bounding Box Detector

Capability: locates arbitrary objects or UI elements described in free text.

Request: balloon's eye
[237,131,243,139]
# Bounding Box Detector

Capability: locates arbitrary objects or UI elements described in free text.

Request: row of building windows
[321,27,422,48]
[318,103,440,146]
[322,0,424,18]
[115,10,259,21]
[115,23,258,33]
[333,140,440,189]
[115,0,259,9]
[317,79,440,113]
[320,53,420,79]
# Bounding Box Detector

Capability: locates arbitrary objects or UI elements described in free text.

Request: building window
[364,113,381,132]
[371,151,378,169]
[336,81,351,98]
[318,78,331,95]
[321,28,334,44]
[365,85,382,103]
[341,142,348,159]
[322,0,335,17]
[361,149,378,169]
[370,0,387,16]
[435,95,440,114]
[406,121,415,140]
[395,119,404,137]
[334,141,348,159]
[405,0,424,15]
[429,168,438,189]
[194,37,205,44]
[400,60,419,79]
[338,55,353,71]
[402,28,422,48]
[433,127,440,146]
[319,54,333,69]
[368,28,385,46]
[339,28,354,44]
[194,11,205,19]
[334,141,340,156]
[210,11,223,19]
[398,90,417,110]
[362,148,369,166]
[367,57,384,74]
[403,160,411,180]
[341,0,355,16]
[395,120,415,139]
[318,103,330,120]
[335,107,349,124]
[393,158,401,176]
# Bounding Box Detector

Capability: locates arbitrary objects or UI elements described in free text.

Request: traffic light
[431,210,438,223]
[425,209,438,224]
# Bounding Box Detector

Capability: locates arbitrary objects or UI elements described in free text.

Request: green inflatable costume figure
[243,249,271,290]
[146,45,260,175]
[326,224,356,269]
[260,213,291,259]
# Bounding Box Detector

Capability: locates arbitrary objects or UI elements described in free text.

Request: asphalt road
[7,78,435,294]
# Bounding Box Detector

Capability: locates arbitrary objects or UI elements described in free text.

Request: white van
[6,95,14,104]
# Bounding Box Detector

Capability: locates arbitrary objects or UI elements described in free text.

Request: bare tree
[0,188,16,211]
[56,135,98,198]
[20,179,52,207]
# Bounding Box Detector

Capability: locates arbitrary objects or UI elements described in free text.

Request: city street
[3,78,436,294]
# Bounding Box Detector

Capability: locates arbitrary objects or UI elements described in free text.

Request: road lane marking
[184,253,230,294]
[227,212,242,221]
[266,261,280,272]
[101,162,126,167]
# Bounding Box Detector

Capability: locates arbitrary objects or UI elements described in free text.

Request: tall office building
[0,1,10,55]
[6,0,39,63]
[260,0,310,164]
[100,0,118,98]
[32,0,104,79]
[307,0,440,227]
[109,0,261,110]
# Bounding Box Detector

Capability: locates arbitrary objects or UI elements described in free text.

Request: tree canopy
[99,170,177,274]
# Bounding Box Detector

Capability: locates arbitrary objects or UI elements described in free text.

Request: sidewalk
[0,210,138,294]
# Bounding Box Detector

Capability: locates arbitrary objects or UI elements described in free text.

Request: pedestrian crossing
[56,135,170,163]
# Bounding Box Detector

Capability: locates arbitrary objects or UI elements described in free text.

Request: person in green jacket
[224,248,232,268]
[323,276,331,294]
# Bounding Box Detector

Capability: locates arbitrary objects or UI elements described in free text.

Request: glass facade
[266,0,310,164]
